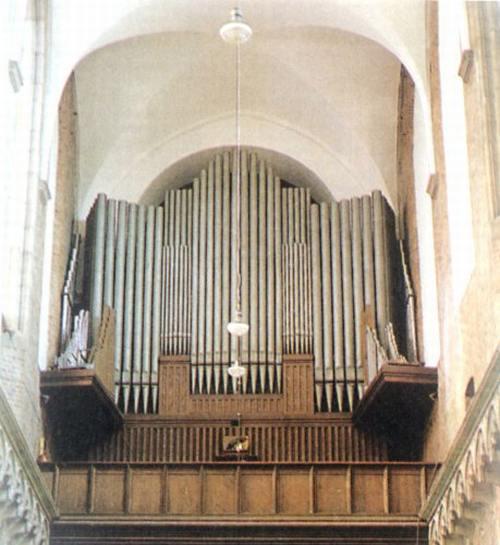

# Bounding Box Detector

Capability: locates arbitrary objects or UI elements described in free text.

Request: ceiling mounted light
[219,7,252,44]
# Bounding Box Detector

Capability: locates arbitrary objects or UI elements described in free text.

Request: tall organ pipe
[258,160,267,391]
[185,190,193,356]
[310,204,324,410]
[330,201,344,410]
[151,207,163,412]
[104,199,115,309]
[133,205,146,413]
[362,195,376,322]
[266,165,275,374]
[197,171,208,393]
[213,156,223,393]
[205,162,215,392]
[373,190,389,346]
[90,194,106,342]
[320,203,334,411]
[351,198,364,397]
[141,206,155,412]
[340,200,355,410]
[190,179,200,392]
[249,154,258,391]
[274,177,282,393]
[221,153,231,393]
[123,204,137,412]
[113,201,127,404]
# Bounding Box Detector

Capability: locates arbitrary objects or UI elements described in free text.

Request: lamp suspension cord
[235,38,242,317]
[235,38,243,390]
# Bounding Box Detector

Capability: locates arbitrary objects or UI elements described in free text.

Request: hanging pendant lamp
[220,8,252,381]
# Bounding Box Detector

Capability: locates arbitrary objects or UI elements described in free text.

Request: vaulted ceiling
[46,0,429,216]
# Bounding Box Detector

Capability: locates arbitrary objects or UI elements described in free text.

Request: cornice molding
[0,384,57,544]
[420,348,500,544]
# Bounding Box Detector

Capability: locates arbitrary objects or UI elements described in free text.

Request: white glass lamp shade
[228,360,246,379]
[227,320,249,337]
[220,8,252,44]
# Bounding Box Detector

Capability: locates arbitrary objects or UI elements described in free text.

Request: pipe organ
[62,150,414,415]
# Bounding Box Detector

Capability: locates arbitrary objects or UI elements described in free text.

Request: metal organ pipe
[266,165,275,378]
[351,198,364,401]
[340,200,355,409]
[103,199,116,310]
[330,201,344,411]
[151,207,163,412]
[142,206,155,412]
[197,171,208,393]
[191,179,200,391]
[133,205,146,413]
[221,153,231,393]
[90,194,106,343]
[320,203,334,410]
[310,204,324,409]
[213,156,223,393]
[274,177,283,393]
[258,159,267,391]
[249,153,259,393]
[373,190,389,346]
[123,204,137,411]
[205,162,215,392]
[113,201,127,404]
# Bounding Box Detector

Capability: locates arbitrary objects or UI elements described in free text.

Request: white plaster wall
[438,0,475,308]
[413,95,440,367]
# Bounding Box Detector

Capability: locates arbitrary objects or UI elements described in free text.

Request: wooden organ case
[41,150,437,545]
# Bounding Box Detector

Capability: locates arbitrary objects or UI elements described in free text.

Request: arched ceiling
[45,1,429,216]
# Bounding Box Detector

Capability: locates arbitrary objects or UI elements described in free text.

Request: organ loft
[40,148,438,543]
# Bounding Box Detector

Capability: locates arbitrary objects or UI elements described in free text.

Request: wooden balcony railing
[41,461,436,520]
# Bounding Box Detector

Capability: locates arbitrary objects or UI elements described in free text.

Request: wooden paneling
[389,468,421,513]
[278,471,310,514]
[58,469,88,513]
[315,468,348,514]
[240,471,274,514]
[352,468,384,514]
[204,469,236,514]
[43,462,435,520]
[130,469,162,514]
[167,470,200,514]
[159,356,314,417]
[94,469,125,513]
